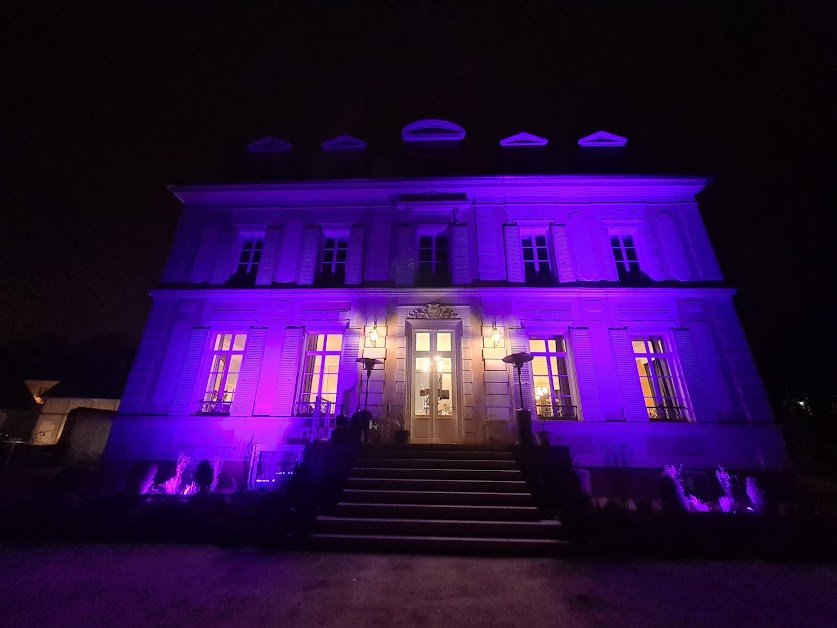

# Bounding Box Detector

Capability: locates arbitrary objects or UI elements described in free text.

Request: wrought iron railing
[197,400,232,415]
[648,406,690,421]
[294,399,336,440]
[535,404,579,420]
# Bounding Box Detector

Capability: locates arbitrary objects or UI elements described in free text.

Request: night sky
[3,3,834,407]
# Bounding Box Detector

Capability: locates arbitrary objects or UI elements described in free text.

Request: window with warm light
[632,336,689,421]
[200,333,247,414]
[297,333,342,418]
[522,234,552,285]
[528,337,576,419]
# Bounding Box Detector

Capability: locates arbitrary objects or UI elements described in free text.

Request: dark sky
[3,3,834,407]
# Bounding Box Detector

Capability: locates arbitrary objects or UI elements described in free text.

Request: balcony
[535,404,578,421]
[197,395,232,415]
[294,399,337,440]
[648,406,690,422]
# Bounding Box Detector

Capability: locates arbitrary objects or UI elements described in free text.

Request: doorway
[410,328,460,444]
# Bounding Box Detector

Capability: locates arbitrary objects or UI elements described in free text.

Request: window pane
[631,339,646,354]
[547,339,557,352]
[224,373,239,393]
[522,237,533,248]
[233,334,247,351]
[336,249,347,262]
[610,236,620,246]
[623,236,635,247]
[416,356,431,373]
[522,247,534,261]
[316,334,325,351]
[229,354,243,374]
[532,356,549,376]
[419,236,432,248]
[436,332,452,352]
[324,354,340,373]
[415,370,430,415]
[415,332,430,352]
[325,334,343,351]
[535,235,547,247]
[529,339,546,353]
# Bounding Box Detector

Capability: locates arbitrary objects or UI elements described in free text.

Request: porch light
[491,317,502,347]
[369,318,379,346]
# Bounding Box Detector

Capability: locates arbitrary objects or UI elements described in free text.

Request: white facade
[106,176,788,470]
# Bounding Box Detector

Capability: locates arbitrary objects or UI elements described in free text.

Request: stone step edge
[338,502,538,511]
[310,533,568,545]
[318,515,561,526]
[342,489,532,497]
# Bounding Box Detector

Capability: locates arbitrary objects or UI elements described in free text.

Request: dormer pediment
[321,134,368,151]
[499,132,549,147]
[401,119,466,143]
[247,136,293,153]
[577,130,627,147]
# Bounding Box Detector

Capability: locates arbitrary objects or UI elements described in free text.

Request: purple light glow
[247,136,293,153]
[321,135,367,151]
[499,132,549,147]
[577,130,628,147]
[401,119,466,142]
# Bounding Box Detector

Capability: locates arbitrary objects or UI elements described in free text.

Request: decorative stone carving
[408,303,458,319]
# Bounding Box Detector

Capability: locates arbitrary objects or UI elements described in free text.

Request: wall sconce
[368,318,379,347]
[491,317,502,347]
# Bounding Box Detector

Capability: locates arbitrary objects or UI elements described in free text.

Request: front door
[410,329,460,444]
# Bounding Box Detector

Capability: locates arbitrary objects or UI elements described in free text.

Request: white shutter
[297,226,321,285]
[451,223,470,285]
[567,212,597,280]
[504,224,525,284]
[609,328,647,421]
[335,329,362,415]
[169,327,210,415]
[507,328,533,411]
[671,328,712,422]
[679,204,723,281]
[393,225,417,285]
[273,327,303,415]
[655,211,690,281]
[568,327,602,420]
[345,225,365,285]
[255,227,282,286]
[550,224,575,283]
[595,221,619,281]
[230,328,267,416]
[209,228,236,285]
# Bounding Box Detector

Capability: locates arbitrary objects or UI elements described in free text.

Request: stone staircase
[309,445,569,556]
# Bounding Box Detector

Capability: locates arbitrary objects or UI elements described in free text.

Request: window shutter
[507,328,533,411]
[393,224,417,285]
[451,224,470,285]
[297,227,321,285]
[209,228,236,285]
[550,224,575,283]
[567,212,597,281]
[655,211,690,281]
[230,328,267,416]
[335,329,362,415]
[273,327,303,415]
[568,327,602,420]
[672,328,712,422]
[504,224,525,283]
[609,328,647,421]
[678,204,723,281]
[169,327,210,416]
[596,222,619,281]
[255,227,282,286]
[345,225,365,285]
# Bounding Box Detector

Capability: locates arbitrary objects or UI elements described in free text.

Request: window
[418,233,450,285]
[611,235,641,281]
[297,333,342,418]
[528,337,576,419]
[200,333,247,414]
[320,237,348,286]
[522,234,552,285]
[632,336,689,421]
[237,239,263,277]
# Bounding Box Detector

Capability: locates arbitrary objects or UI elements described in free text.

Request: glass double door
[411,329,459,443]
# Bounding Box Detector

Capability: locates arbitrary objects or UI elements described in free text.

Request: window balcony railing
[294,399,336,440]
[535,404,579,421]
[197,400,232,415]
[648,406,690,422]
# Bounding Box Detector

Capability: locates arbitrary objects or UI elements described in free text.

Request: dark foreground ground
[1,545,836,628]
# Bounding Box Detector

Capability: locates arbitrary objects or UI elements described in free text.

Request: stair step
[316,516,562,539]
[350,468,523,481]
[336,502,542,521]
[341,489,534,506]
[358,448,514,461]
[356,458,519,470]
[345,478,527,492]
[308,533,570,556]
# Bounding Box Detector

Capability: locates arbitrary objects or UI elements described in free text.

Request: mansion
[105,122,789,476]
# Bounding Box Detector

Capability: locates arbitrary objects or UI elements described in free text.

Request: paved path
[1,545,835,627]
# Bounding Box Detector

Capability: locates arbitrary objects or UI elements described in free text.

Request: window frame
[520,229,554,286]
[527,335,578,420]
[631,334,691,421]
[416,226,451,286]
[296,332,343,419]
[199,332,248,415]
[318,235,349,286]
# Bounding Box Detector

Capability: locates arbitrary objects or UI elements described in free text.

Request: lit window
[522,235,552,285]
[200,333,247,414]
[528,336,576,419]
[297,333,342,418]
[237,239,263,277]
[320,237,348,286]
[632,336,689,421]
[611,235,641,281]
[418,233,450,285]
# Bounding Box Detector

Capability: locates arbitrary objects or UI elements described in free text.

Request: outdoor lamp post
[503,351,534,445]
[357,357,384,411]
